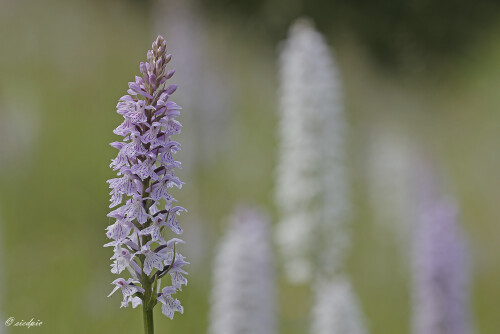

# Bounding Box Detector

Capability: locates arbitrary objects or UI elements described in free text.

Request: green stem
[142,306,154,334]
[140,144,155,334]
[142,273,154,334]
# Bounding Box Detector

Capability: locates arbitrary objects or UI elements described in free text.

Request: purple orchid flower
[105,35,188,331]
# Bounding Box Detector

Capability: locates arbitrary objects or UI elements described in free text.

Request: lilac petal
[117,95,136,115]
[109,192,123,208]
[133,284,145,294]
[128,82,154,100]
[104,240,121,248]
[140,62,148,77]
[171,206,187,215]
[124,136,147,157]
[110,248,133,274]
[131,158,155,180]
[166,109,181,118]
[167,238,185,247]
[162,286,177,295]
[125,198,149,224]
[110,150,129,171]
[165,70,175,79]
[170,271,188,290]
[151,181,173,202]
[114,117,134,136]
[106,220,132,241]
[166,101,182,111]
[160,295,183,319]
[124,239,140,251]
[127,101,147,124]
[164,140,181,152]
[107,205,127,218]
[108,174,140,197]
[140,224,163,242]
[130,296,142,308]
[144,252,164,275]
[121,284,136,296]
[141,123,160,144]
[165,84,178,95]
[161,119,182,136]
[110,141,125,150]
[129,260,142,276]
[107,285,120,297]
[149,73,157,88]
[162,301,175,319]
[167,214,183,235]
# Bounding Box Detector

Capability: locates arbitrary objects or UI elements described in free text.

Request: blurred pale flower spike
[276,18,349,283]
[209,206,276,334]
[311,276,368,334]
[413,188,473,334]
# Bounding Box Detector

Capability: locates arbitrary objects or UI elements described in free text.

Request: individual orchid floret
[139,214,168,243]
[105,216,134,243]
[139,241,166,275]
[122,295,143,309]
[110,247,142,278]
[105,35,188,332]
[157,286,184,320]
[108,278,145,300]
[167,257,189,291]
[108,277,143,310]
[209,206,276,334]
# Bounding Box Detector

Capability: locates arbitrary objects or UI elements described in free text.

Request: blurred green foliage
[198,0,500,70]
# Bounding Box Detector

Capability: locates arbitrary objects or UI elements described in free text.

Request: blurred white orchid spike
[276,18,349,283]
[209,206,276,334]
[311,275,368,334]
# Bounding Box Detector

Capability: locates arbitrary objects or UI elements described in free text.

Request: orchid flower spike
[105,35,188,333]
